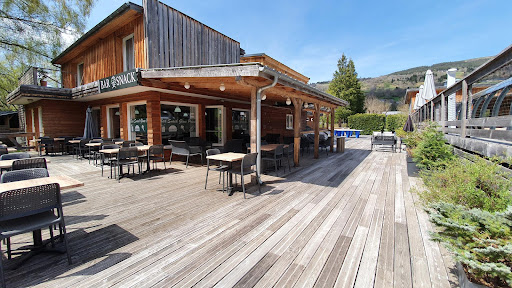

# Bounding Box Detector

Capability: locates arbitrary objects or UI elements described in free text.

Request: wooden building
[7,0,347,166]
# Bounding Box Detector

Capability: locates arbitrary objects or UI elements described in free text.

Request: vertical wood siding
[143,0,240,69]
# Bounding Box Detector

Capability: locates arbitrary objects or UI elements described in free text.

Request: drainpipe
[256,67,278,180]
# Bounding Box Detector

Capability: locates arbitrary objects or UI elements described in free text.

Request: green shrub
[385,114,407,132]
[412,123,454,170]
[427,203,512,287]
[420,157,512,212]
[347,113,385,134]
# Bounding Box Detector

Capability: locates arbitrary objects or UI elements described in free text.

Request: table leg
[33,230,43,247]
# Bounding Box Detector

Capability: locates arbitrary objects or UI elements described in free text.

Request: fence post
[467,84,473,120]
[441,93,446,133]
[461,80,468,138]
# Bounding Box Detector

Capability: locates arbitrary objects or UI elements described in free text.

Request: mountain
[311,56,494,104]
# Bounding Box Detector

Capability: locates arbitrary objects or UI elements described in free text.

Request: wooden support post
[292,98,303,167]
[430,101,434,121]
[314,103,320,159]
[100,105,107,138]
[441,93,446,133]
[146,93,162,145]
[198,104,206,139]
[461,80,468,138]
[330,108,335,152]
[225,105,232,141]
[250,87,257,153]
[467,84,473,120]
[120,103,128,140]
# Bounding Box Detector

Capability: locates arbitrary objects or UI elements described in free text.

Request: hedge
[347,114,386,134]
[385,114,407,132]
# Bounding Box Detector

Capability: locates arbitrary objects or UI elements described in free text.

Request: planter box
[406,156,419,177]
[457,262,487,288]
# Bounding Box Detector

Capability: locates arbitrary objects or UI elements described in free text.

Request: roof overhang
[7,85,72,105]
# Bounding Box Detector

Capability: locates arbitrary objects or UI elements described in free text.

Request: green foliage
[420,157,512,212]
[347,113,385,134]
[412,123,454,170]
[385,114,407,132]
[328,54,366,114]
[334,106,353,125]
[427,203,512,287]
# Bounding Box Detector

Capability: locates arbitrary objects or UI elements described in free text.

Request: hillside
[311,56,494,104]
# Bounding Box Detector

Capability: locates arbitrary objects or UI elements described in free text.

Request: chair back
[79,139,90,147]
[12,158,47,170]
[112,138,124,143]
[274,145,284,157]
[0,183,61,221]
[149,144,164,156]
[0,147,8,156]
[285,143,294,156]
[118,147,139,160]
[242,153,258,169]
[206,148,221,156]
[102,144,120,150]
[1,168,49,183]
[170,140,190,155]
[130,142,143,147]
[1,152,30,160]
[122,140,135,147]
[224,139,244,153]
[90,139,104,143]
[40,137,54,145]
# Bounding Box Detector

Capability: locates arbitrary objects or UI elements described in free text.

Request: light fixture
[183,113,188,117]
[135,109,140,115]
[174,106,182,113]
[115,111,120,116]
[286,97,291,105]
[184,82,190,89]
[261,93,267,101]
[304,102,308,108]
[219,83,225,91]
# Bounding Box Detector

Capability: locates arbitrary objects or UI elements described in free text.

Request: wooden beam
[461,80,468,137]
[441,93,446,133]
[198,103,205,139]
[467,85,473,120]
[292,98,303,166]
[330,109,335,152]
[314,103,320,159]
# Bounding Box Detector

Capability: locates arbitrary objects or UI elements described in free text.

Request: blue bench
[334,129,363,138]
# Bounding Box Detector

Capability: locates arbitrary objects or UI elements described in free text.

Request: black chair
[264,133,281,144]
[142,145,166,172]
[169,140,203,168]
[129,142,143,147]
[115,147,140,182]
[223,139,244,153]
[205,149,228,191]
[122,140,136,147]
[12,158,47,171]
[283,143,294,171]
[261,144,285,176]
[112,138,124,143]
[300,136,312,155]
[1,168,49,183]
[100,144,120,177]
[0,183,72,288]
[319,137,331,156]
[74,139,90,160]
[38,137,53,156]
[87,139,104,164]
[227,153,261,199]
[0,148,7,157]
[0,153,30,160]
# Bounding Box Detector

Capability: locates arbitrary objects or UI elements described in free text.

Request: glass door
[108,107,121,138]
[128,103,147,144]
[205,106,224,146]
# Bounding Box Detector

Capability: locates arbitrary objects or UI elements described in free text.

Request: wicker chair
[205,149,228,191]
[169,140,203,168]
[0,153,30,160]
[115,147,140,182]
[11,158,47,171]
[1,168,49,183]
[0,183,72,287]
[227,153,261,198]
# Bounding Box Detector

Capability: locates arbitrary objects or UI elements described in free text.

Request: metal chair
[12,158,47,171]
[38,137,55,156]
[87,139,103,164]
[1,168,49,183]
[0,153,30,160]
[223,139,244,153]
[283,143,294,171]
[205,149,228,191]
[142,145,166,172]
[227,153,261,198]
[100,144,120,177]
[261,144,285,175]
[74,139,90,160]
[0,148,7,157]
[122,140,135,147]
[115,147,140,182]
[0,183,72,288]
[319,137,330,156]
[169,140,203,168]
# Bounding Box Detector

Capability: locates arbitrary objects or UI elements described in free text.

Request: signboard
[98,69,139,93]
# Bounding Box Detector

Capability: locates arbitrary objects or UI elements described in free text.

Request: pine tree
[328,54,366,123]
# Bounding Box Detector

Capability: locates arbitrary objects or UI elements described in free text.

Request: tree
[0,0,95,110]
[327,54,366,116]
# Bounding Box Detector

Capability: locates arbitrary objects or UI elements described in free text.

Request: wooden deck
[5,137,457,287]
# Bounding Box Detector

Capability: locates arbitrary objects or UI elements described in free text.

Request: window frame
[286,114,293,130]
[122,33,135,71]
[76,62,84,86]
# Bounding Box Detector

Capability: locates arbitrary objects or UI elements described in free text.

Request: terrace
[3,137,456,287]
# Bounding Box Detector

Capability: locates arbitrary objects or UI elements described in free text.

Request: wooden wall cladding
[26,100,88,137]
[61,16,145,89]
[143,0,240,69]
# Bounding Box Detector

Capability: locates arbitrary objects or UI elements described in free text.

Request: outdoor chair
[227,153,261,199]
[283,136,294,145]
[300,136,312,155]
[100,144,120,177]
[87,139,103,164]
[12,158,47,171]
[74,139,90,160]
[0,147,7,157]
[1,168,49,183]
[169,140,203,168]
[115,147,140,182]
[122,140,135,147]
[141,144,166,172]
[371,132,397,152]
[38,137,56,156]
[283,143,294,171]
[0,183,72,288]
[0,153,30,160]
[223,139,244,153]
[129,142,143,147]
[319,137,331,156]
[205,149,228,191]
[264,133,281,144]
[261,144,285,176]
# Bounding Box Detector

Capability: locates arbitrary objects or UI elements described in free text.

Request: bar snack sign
[99,69,139,93]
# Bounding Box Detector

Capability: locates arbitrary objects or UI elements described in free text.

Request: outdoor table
[0,157,51,170]
[247,144,289,152]
[7,147,16,153]
[206,152,246,196]
[68,140,81,144]
[99,145,151,175]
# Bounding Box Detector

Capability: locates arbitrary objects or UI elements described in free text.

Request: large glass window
[129,104,147,143]
[161,104,197,144]
[206,107,223,145]
[123,34,135,71]
[232,109,249,141]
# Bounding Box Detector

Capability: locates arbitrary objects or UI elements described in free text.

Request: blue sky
[85,0,512,82]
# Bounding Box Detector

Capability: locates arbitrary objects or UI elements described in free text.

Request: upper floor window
[123,34,135,71]
[77,62,84,86]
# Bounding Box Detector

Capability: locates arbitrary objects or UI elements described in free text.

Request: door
[205,106,225,146]
[108,106,121,138]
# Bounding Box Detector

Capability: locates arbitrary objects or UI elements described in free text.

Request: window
[128,103,147,143]
[123,34,135,71]
[286,114,293,130]
[161,103,197,144]
[232,109,249,140]
[77,63,84,86]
